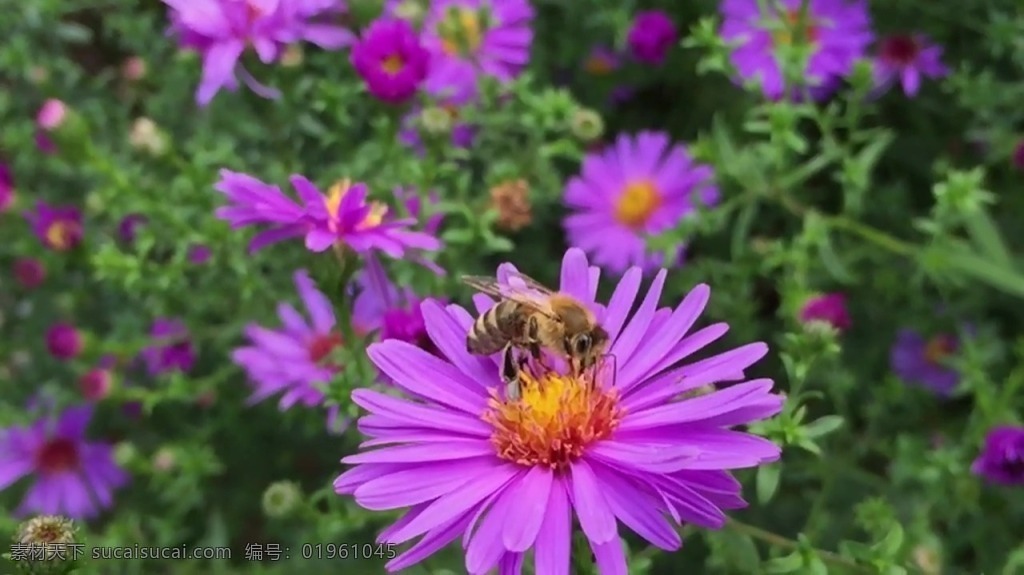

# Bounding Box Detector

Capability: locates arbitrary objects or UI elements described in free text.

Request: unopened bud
[394,0,426,25]
[151,447,177,472]
[13,259,45,289]
[912,544,941,575]
[570,108,604,143]
[129,118,168,156]
[35,100,87,157]
[11,515,80,575]
[113,442,137,467]
[79,369,113,401]
[420,106,453,136]
[36,100,66,132]
[262,481,302,518]
[28,67,49,85]
[488,179,532,232]
[121,56,146,81]
[280,45,304,67]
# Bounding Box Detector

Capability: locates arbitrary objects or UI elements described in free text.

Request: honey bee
[462,272,612,396]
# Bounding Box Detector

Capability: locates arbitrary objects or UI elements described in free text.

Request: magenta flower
[334,248,783,573]
[118,213,148,243]
[35,132,56,155]
[627,10,678,65]
[719,0,873,100]
[232,269,343,410]
[79,368,113,402]
[799,292,850,332]
[0,162,13,213]
[13,258,46,289]
[25,202,83,251]
[422,0,535,83]
[163,0,355,106]
[46,323,83,361]
[187,244,213,264]
[141,318,196,376]
[972,425,1024,486]
[36,99,67,131]
[563,131,719,272]
[213,170,441,258]
[351,18,430,104]
[873,34,947,97]
[352,256,436,357]
[890,328,960,396]
[0,406,129,518]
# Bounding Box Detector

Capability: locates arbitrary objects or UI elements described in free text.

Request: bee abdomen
[467,300,520,356]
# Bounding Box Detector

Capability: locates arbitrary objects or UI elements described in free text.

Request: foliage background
[2,0,1024,573]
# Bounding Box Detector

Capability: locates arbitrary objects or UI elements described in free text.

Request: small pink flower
[187,244,212,264]
[627,10,678,65]
[13,258,45,289]
[36,99,67,131]
[351,18,430,104]
[121,56,147,81]
[46,322,83,360]
[79,369,113,401]
[799,292,851,331]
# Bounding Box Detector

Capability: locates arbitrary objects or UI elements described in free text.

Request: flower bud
[10,515,80,575]
[113,442,137,467]
[79,369,113,401]
[570,108,603,143]
[280,45,304,67]
[262,481,302,518]
[121,56,146,81]
[117,214,148,243]
[13,259,45,289]
[36,100,66,132]
[151,447,177,472]
[488,179,532,232]
[45,323,82,361]
[799,293,850,332]
[129,118,168,156]
[420,106,453,136]
[187,244,212,265]
[35,100,87,158]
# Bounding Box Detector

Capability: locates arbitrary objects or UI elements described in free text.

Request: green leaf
[756,463,782,504]
[806,555,829,575]
[942,241,1024,299]
[763,552,804,573]
[804,415,844,439]
[731,201,760,257]
[816,229,856,284]
[441,228,475,245]
[963,208,1013,266]
[873,523,905,557]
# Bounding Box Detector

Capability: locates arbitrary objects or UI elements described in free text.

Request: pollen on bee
[482,366,623,470]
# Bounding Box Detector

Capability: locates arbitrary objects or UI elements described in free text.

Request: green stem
[774,192,917,257]
[727,519,873,574]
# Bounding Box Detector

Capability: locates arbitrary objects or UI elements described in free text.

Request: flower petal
[533,478,571,575]
[570,459,617,544]
[502,465,553,552]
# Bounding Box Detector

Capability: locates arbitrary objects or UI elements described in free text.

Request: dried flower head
[14,515,77,562]
[262,480,302,518]
[489,179,533,231]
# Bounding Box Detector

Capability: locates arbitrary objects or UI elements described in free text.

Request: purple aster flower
[563,131,719,273]
[118,213,148,243]
[799,292,850,332]
[627,10,678,65]
[163,0,355,106]
[719,0,873,101]
[351,18,430,104]
[25,202,83,251]
[334,247,783,573]
[35,132,56,155]
[0,406,129,518]
[213,170,441,259]
[873,34,947,97]
[351,256,436,357]
[36,99,67,131]
[972,425,1024,485]
[583,45,621,76]
[890,328,960,396]
[0,162,14,213]
[422,0,535,83]
[141,318,196,376]
[187,243,213,264]
[46,322,83,361]
[232,269,343,410]
[400,58,479,151]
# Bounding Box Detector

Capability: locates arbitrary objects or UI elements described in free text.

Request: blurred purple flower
[563,131,719,272]
[141,318,196,376]
[213,170,441,258]
[79,368,113,402]
[422,0,534,83]
[232,269,342,410]
[890,328,960,396]
[162,0,355,106]
[351,18,430,104]
[799,292,850,332]
[0,406,129,518]
[118,213,148,243]
[972,425,1024,485]
[187,244,212,264]
[1014,141,1024,171]
[627,10,678,65]
[13,258,45,289]
[26,202,83,251]
[35,132,56,155]
[400,58,479,151]
[352,256,436,356]
[719,0,872,101]
[873,34,947,97]
[583,45,620,76]
[46,323,83,361]
[0,162,14,213]
[36,99,67,131]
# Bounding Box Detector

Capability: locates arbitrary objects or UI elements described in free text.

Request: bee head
[567,325,609,367]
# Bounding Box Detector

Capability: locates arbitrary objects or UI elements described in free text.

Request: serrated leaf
[757,463,782,504]
[942,241,1024,299]
[763,552,804,573]
[804,415,844,438]
[816,230,855,284]
[963,208,1012,266]
[807,555,829,575]
[874,523,905,557]
[731,201,760,257]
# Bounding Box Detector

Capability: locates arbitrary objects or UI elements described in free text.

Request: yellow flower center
[483,369,623,469]
[924,334,955,364]
[382,54,405,75]
[440,7,484,56]
[614,180,661,229]
[774,9,819,46]
[584,54,615,75]
[45,220,80,250]
[324,179,389,233]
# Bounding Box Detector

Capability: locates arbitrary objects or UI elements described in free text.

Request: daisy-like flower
[873,34,947,97]
[26,202,83,251]
[351,18,430,104]
[563,132,719,272]
[232,269,343,409]
[163,0,355,106]
[140,318,196,376]
[334,247,784,573]
[972,425,1024,485]
[0,406,129,518]
[627,10,678,65]
[890,328,960,396]
[422,0,535,83]
[352,256,435,355]
[799,292,850,332]
[400,58,479,151]
[719,0,873,100]
[214,170,441,258]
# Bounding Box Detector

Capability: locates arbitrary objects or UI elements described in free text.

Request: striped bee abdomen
[466,299,523,356]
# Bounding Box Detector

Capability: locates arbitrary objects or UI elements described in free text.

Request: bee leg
[500,345,522,401]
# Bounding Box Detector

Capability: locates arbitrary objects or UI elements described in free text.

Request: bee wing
[461,274,556,317]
